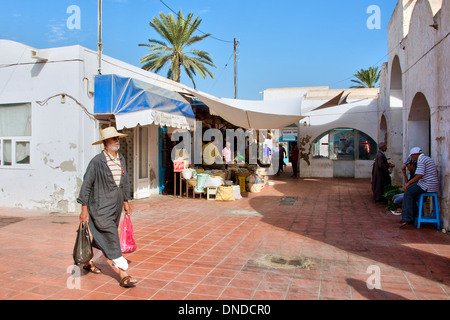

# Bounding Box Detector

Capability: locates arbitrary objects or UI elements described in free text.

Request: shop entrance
[158,127,168,194]
[134,126,151,199]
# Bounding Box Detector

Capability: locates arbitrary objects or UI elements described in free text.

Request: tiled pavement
[0,172,448,300]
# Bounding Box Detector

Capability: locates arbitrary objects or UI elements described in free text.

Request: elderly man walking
[77,127,137,287]
[400,147,439,228]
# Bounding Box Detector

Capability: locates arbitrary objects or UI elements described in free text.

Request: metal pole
[97,0,103,74]
[234,38,237,99]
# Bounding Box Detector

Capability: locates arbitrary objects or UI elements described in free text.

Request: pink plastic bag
[119,214,137,253]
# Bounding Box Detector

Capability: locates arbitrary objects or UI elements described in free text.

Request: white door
[134,126,151,199]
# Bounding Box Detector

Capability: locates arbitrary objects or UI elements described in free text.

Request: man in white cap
[400,147,439,228]
[77,127,137,287]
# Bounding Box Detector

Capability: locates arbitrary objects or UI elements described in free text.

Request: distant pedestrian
[289,142,299,178]
[78,127,137,288]
[276,143,287,175]
[371,142,395,202]
[222,141,232,164]
[263,144,272,164]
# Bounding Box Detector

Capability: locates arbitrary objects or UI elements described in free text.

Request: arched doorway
[380,114,387,144]
[389,55,404,185]
[390,56,403,109]
[408,92,431,156]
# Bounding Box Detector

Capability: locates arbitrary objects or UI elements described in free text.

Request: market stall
[179,164,270,201]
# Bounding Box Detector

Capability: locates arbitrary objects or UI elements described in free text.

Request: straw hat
[92,127,128,145]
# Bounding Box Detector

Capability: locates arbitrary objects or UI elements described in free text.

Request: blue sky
[0,0,398,100]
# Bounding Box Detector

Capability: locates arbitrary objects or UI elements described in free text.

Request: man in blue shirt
[263,144,272,164]
[400,147,439,228]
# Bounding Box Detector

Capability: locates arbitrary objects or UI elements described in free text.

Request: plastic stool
[416,192,440,229]
[206,187,218,200]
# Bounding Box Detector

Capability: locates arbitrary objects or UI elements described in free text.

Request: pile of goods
[181,164,270,200]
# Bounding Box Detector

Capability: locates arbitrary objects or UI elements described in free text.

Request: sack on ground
[73,222,93,265]
[216,186,235,201]
[232,185,242,200]
[120,214,137,253]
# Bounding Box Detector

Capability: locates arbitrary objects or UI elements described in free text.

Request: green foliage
[387,200,398,211]
[350,66,381,88]
[382,184,403,199]
[383,184,403,211]
[139,10,216,88]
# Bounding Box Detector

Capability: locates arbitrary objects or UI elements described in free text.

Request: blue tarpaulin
[94,74,195,129]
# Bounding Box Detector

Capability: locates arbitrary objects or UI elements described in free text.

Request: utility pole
[234,38,237,99]
[97,0,103,74]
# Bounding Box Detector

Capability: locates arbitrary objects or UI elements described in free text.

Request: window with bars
[0,103,31,167]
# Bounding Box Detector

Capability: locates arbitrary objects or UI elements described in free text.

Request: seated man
[400,147,439,228]
[392,156,417,206]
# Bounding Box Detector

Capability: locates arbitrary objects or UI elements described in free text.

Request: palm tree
[350,66,381,88]
[139,10,216,88]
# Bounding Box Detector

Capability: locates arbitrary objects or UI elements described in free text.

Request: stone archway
[390,56,403,109]
[408,92,431,156]
[388,55,404,184]
[380,114,388,145]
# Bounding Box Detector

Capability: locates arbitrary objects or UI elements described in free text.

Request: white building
[263,0,449,230]
[378,0,449,229]
[0,39,303,213]
[0,39,196,212]
[1,0,447,229]
[262,87,380,179]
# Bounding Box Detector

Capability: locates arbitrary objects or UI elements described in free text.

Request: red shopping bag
[119,214,137,253]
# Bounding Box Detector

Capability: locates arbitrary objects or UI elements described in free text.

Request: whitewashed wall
[379,0,449,229]
[0,41,98,212]
[0,40,189,212]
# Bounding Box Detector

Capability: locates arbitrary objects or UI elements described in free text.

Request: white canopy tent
[185,89,305,129]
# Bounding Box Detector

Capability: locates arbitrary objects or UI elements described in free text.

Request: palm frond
[350,66,381,88]
[139,9,216,86]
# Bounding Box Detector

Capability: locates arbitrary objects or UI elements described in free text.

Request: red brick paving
[0,173,448,300]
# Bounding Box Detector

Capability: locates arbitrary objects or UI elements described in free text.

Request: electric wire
[330,41,402,87]
[208,52,234,91]
[36,93,96,121]
[159,0,234,43]
[402,31,449,75]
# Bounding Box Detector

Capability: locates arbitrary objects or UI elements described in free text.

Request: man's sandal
[399,222,409,229]
[120,276,137,288]
[83,263,102,274]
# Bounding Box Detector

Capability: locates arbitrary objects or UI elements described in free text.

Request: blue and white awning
[94,74,195,130]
